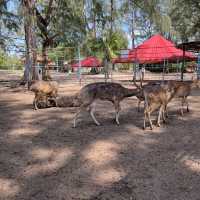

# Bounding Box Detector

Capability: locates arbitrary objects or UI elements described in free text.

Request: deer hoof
[150,125,154,130]
[94,121,100,126]
[156,122,160,127]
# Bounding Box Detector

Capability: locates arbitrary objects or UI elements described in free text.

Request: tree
[0,0,19,49]
[22,0,39,84]
[34,0,89,80]
[170,0,200,42]
[35,0,60,80]
[120,0,172,47]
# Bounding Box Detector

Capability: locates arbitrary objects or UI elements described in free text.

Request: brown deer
[142,82,178,130]
[134,80,161,112]
[167,80,200,116]
[30,80,58,110]
[73,82,139,127]
[134,79,178,130]
[141,79,200,130]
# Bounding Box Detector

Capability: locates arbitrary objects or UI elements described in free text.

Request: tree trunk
[110,0,114,36]
[93,13,96,39]
[92,2,96,39]
[131,9,135,49]
[22,0,39,86]
[42,42,51,80]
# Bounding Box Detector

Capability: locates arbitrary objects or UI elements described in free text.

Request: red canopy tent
[71,56,102,68]
[113,34,196,64]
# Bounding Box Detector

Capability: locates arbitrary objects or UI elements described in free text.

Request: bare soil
[0,70,200,200]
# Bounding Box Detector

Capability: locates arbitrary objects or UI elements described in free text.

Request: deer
[167,79,200,116]
[142,82,178,130]
[139,78,200,130]
[56,95,81,107]
[29,80,58,110]
[133,79,161,112]
[73,82,139,128]
[134,79,178,130]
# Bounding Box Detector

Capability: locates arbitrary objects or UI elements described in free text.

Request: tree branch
[45,0,54,25]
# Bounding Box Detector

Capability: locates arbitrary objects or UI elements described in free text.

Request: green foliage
[0,0,20,49]
[47,46,76,62]
[170,0,200,41]
[0,50,22,70]
[86,30,128,59]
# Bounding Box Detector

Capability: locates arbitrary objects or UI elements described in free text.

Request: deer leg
[33,97,38,110]
[89,103,100,126]
[185,97,189,112]
[164,104,169,118]
[73,105,88,128]
[137,100,141,112]
[147,111,153,130]
[53,97,58,107]
[180,97,185,116]
[162,107,167,123]
[48,97,57,107]
[143,111,147,130]
[114,101,121,125]
[156,106,163,127]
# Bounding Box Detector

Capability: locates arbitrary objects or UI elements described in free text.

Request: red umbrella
[71,56,102,68]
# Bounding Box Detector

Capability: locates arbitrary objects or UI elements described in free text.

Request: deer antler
[133,76,143,89]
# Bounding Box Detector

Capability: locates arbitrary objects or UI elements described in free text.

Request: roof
[113,34,196,64]
[177,41,200,52]
[71,56,102,68]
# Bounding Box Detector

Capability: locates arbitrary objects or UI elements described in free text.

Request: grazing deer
[30,80,58,110]
[56,95,81,107]
[73,82,139,127]
[168,80,200,116]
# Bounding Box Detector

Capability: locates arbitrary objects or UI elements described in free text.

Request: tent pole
[181,45,185,81]
[176,59,179,80]
[162,59,165,81]
[78,45,82,85]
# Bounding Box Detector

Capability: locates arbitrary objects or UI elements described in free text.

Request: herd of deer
[29,78,200,130]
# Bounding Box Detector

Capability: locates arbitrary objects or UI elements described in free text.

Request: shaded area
[0,71,200,200]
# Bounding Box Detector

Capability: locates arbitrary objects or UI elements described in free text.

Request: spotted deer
[134,79,178,130]
[73,82,139,127]
[133,80,161,112]
[167,79,200,116]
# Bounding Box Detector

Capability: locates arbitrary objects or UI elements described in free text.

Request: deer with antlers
[135,77,200,130]
[134,80,160,112]
[73,82,139,128]
[134,78,177,129]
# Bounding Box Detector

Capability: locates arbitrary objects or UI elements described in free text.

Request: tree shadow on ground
[0,79,200,200]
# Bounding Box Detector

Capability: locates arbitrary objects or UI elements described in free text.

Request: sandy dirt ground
[0,70,200,200]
